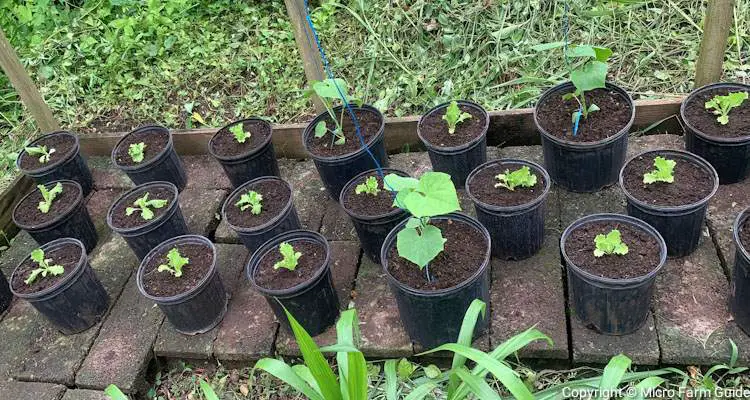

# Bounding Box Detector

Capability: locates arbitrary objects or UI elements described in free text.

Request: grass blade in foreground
[384,359,398,400]
[598,354,631,398]
[454,366,502,400]
[448,299,487,397]
[104,385,129,400]
[255,358,325,400]
[199,380,220,400]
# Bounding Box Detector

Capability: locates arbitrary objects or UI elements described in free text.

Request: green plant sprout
[274,242,301,271]
[384,172,460,281]
[643,156,676,184]
[355,176,380,196]
[128,142,146,163]
[305,78,362,146]
[562,45,612,124]
[125,192,168,220]
[157,248,189,277]
[442,101,472,134]
[24,145,55,163]
[229,123,251,143]
[494,166,537,191]
[594,229,629,257]
[235,190,263,215]
[25,248,64,285]
[37,182,63,214]
[705,91,749,125]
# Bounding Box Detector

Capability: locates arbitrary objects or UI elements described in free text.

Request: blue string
[563,0,581,137]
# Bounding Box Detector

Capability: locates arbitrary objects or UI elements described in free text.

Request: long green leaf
[533,368,682,400]
[453,367,503,400]
[104,385,129,400]
[347,351,369,400]
[448,299,487,397]
[384,359,398,400]
[255,358,325,400]
[292,365,322,396]
[199,380,220,400]
[403,382,437,400]
[336,309,359,399]
[598,354,631,399]
[633,376,666,400]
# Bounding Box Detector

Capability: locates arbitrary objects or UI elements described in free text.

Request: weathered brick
[179,188,226,236]
[571,313,659,365]
[0,381,66,400]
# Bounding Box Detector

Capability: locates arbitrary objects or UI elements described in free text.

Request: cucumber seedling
[157,248,189,278]
[305,78,362,146]
[229,123,251,144]
[495,166,537,191]
[274,242,301,271]
[37,183,63,214]
[129,142,147,163]
[24,145,55,164]
[442,101,472,134]
[643,156,676,184]
[126,192,168,220]
[562,45,613,125]
[593,229,628,257]
[705,91,748,125]
[355,176,380,196]
[25,248,65,285]
[235,190,263,215]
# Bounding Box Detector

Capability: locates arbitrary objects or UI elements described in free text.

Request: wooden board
[0,175,33,239]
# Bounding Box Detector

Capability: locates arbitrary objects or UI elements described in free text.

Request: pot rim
[339,168,409,221]
[733,207,750,263]
[17,131,80,175]
[221,176,295,233]
[106,181,181,234]
[12,180,84,230]
[465,158,551,213]
[416,100,490,153]
[208,117,274,162]
[302,104,385,163]
[112,125,174,171]
[10,237,87,299]
[680,82,750,144]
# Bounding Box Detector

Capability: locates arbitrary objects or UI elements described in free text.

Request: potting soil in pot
[225,180,291,228]
[683,87,750,138]
[536,88,632,141]
[341,173,398,216]
[211,120,272,157]
[305,109,381,157]
[18,134,77,171]
[621,154,713,207]
[254,240,326,290]
[141,242,213,297]
[14,182,80,226]
[109,186,175,229]
[11,243,82,294]
[114,127,169,167]
[419,105,487,147]
[467,162,546,206]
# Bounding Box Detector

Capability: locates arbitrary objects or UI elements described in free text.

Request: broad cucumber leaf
[571,61,607,92]
[396,225,446,268]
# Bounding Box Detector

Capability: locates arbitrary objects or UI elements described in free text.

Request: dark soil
[740,217,750,253]
[684,87,750,138]
[254,240,326,290]
[211,120,272,158]
[341,173,401,216]
[225,180,291,229]
[468,163,546,207]
[305,109,382,157]
[419,104,487,147]
[386,219,488,291]
[109,187,175,229]
[622,154,714,207]
[114,127,169,167]
[14,182,80,227]
[536,87,632,142]
[565,221,661,279]
[18,134,76,171]
[12,243,82,294]
[141,242,213,297]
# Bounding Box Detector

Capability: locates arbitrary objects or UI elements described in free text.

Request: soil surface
[210,120,272,158]
[305,109,382,157]
[341,173,402,216]
[18,134,76,171]
[225,180,291,228]
[622,154,714,207]
[254,240,326,290]
[11,243,82,294]
[419,104,487,148]
[536,88,632,142]
[684,87,750,138]
[14,182,80,227]
[114,127,169,167]
[386,219,488,291]
[109,186,175,229]
[468,162,546,207]
[141,242,213,297]
[565,221,661,279]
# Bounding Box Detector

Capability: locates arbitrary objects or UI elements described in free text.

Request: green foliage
[24,145,55,164]
[37,182,62,214]
[128,142,146,163]
[442,101,472,134]
[494,166,537,191]
[307,78,362,146]
[104,384,129,400]
[25,248,64,285]
[355,176,380,196]
[125,192,168,220]
[274,242,302,271]
[235,190,263,215]
[594,229,629,257]
[229,123,251,144]
[562,45,612,122]
[705,91,749,125]
[397,358,416,380]
[199,380,220,400]
[157,248,190,278]
[643,156,676,184]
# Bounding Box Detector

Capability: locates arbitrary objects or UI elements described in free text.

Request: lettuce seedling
[274,242,301,271]
[563,45,612,123]
[37,182,63,214]
[355,176,380,196]
[305,78,362,146]
[157,248,189,277]
[235,190,263,215]
[229,123,251,143]
[384,172,461,274]
[494,166,537,191]
[643,156,676,184]
[705,91,748,125]
[24,145,55,164]
[126,192,168,220]
[25,248,64,285]
[129,142,146,163]
[442,101,472,134]
[594,229,629,257]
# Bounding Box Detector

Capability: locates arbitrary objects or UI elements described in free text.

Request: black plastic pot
[339,168,409,263]
[731,208,750,334]
[247,230,339,336]
[13,180,98,252]
[107,181,189,260]
[112,125,188,191]
[0,270,13,314]
[562,214,667,335]
[303,105,388,200]
[380,213,491,348]
[209,118,280,188]
[137,235,227,335]
[681,82,750,184]
[17,131,93,196]
[418,101,489,188]
[465,159,551,260]
[222,177,301,253]
[10,238,109,335]
[619,150,718,258]
[534,82,634,193]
